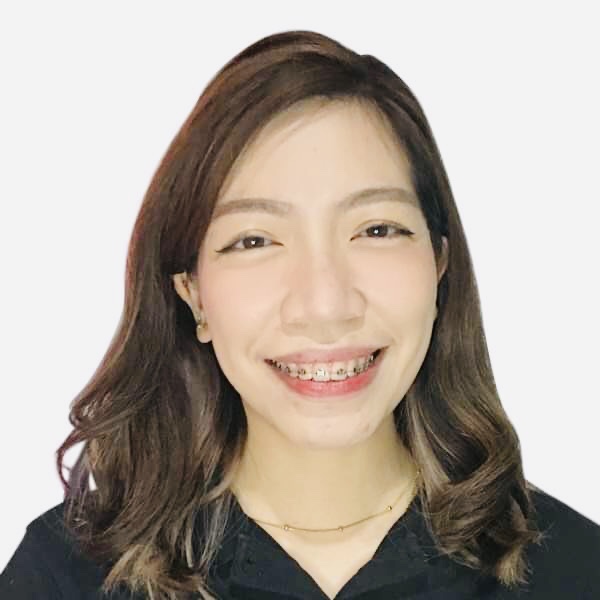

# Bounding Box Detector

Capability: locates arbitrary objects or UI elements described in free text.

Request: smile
[265,348,384,382]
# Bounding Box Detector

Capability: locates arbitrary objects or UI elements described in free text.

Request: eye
[215,234,274,254]
[354,222,415,241]
[215,222,415,254]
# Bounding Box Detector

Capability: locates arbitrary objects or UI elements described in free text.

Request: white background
[1,1,598,570]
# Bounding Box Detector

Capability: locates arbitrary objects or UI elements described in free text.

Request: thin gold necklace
[246,468,420,533]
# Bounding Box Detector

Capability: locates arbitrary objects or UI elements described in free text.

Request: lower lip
[266,349,386,399]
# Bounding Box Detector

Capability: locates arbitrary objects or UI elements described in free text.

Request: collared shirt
[1,488,599,599]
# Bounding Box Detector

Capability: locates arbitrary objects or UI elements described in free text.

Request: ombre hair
[57,30,543,599]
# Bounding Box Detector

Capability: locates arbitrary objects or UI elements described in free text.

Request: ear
[437,236,448,283]
[172,272,203,321]
[172,272,192,306]
[172,272,212,343]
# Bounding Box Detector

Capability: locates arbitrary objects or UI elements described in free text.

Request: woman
[1,29,599,600]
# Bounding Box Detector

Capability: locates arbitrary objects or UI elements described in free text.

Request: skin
[173,99,448,553]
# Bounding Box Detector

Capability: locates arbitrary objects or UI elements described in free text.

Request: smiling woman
[2,29,600,600]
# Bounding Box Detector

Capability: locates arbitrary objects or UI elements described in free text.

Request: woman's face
[193,100,447,449]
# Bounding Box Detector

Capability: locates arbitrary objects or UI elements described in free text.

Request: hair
[56,29,544,600]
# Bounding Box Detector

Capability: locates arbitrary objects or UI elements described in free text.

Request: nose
[280,243,365,340]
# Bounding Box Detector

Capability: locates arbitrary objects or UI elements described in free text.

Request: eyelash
[216,222,415,254]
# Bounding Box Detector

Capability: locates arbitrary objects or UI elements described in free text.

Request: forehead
[217,99,414,206]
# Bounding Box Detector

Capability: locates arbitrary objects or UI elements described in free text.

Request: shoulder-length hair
[56,29,542,600]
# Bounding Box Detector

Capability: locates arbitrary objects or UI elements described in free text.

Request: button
[241,556,256,574]
[405,547,419,560]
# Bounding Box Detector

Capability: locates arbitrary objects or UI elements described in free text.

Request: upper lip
[267,346,385,364]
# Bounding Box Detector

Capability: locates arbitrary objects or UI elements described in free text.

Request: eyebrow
[210,186,419,220]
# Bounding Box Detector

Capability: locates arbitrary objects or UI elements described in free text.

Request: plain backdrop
[1,1,598,571]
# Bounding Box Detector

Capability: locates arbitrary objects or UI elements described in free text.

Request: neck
[230,413,418,542]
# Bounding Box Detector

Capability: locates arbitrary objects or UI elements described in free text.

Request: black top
[1,488,599,599]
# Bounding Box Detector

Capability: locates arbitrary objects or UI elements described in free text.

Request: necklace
[246,468,421,533]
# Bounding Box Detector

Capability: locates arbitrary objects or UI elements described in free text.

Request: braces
[272,352,376,378]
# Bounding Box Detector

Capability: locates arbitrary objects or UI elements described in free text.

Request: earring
[196,311,207,337]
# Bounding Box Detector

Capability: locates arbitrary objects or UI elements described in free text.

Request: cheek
[198,268,264,391]
[356,249,438,308]
[198,265,280,378]
[201,266,274,326]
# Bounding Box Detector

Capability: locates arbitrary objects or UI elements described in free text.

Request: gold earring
[196,311,207,336]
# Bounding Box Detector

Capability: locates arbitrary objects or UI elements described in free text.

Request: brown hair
[56,29,543,599]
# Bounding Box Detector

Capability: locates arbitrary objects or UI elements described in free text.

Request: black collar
[210,494,463,598]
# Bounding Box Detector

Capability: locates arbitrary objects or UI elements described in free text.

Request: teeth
[269,352,378,381]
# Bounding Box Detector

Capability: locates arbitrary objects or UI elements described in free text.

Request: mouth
[264,347,387,398]
[265,347,386,381]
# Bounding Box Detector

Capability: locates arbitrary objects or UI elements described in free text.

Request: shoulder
[518,486,600,598]
[530,486,600,547]
[0,502,114,599]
